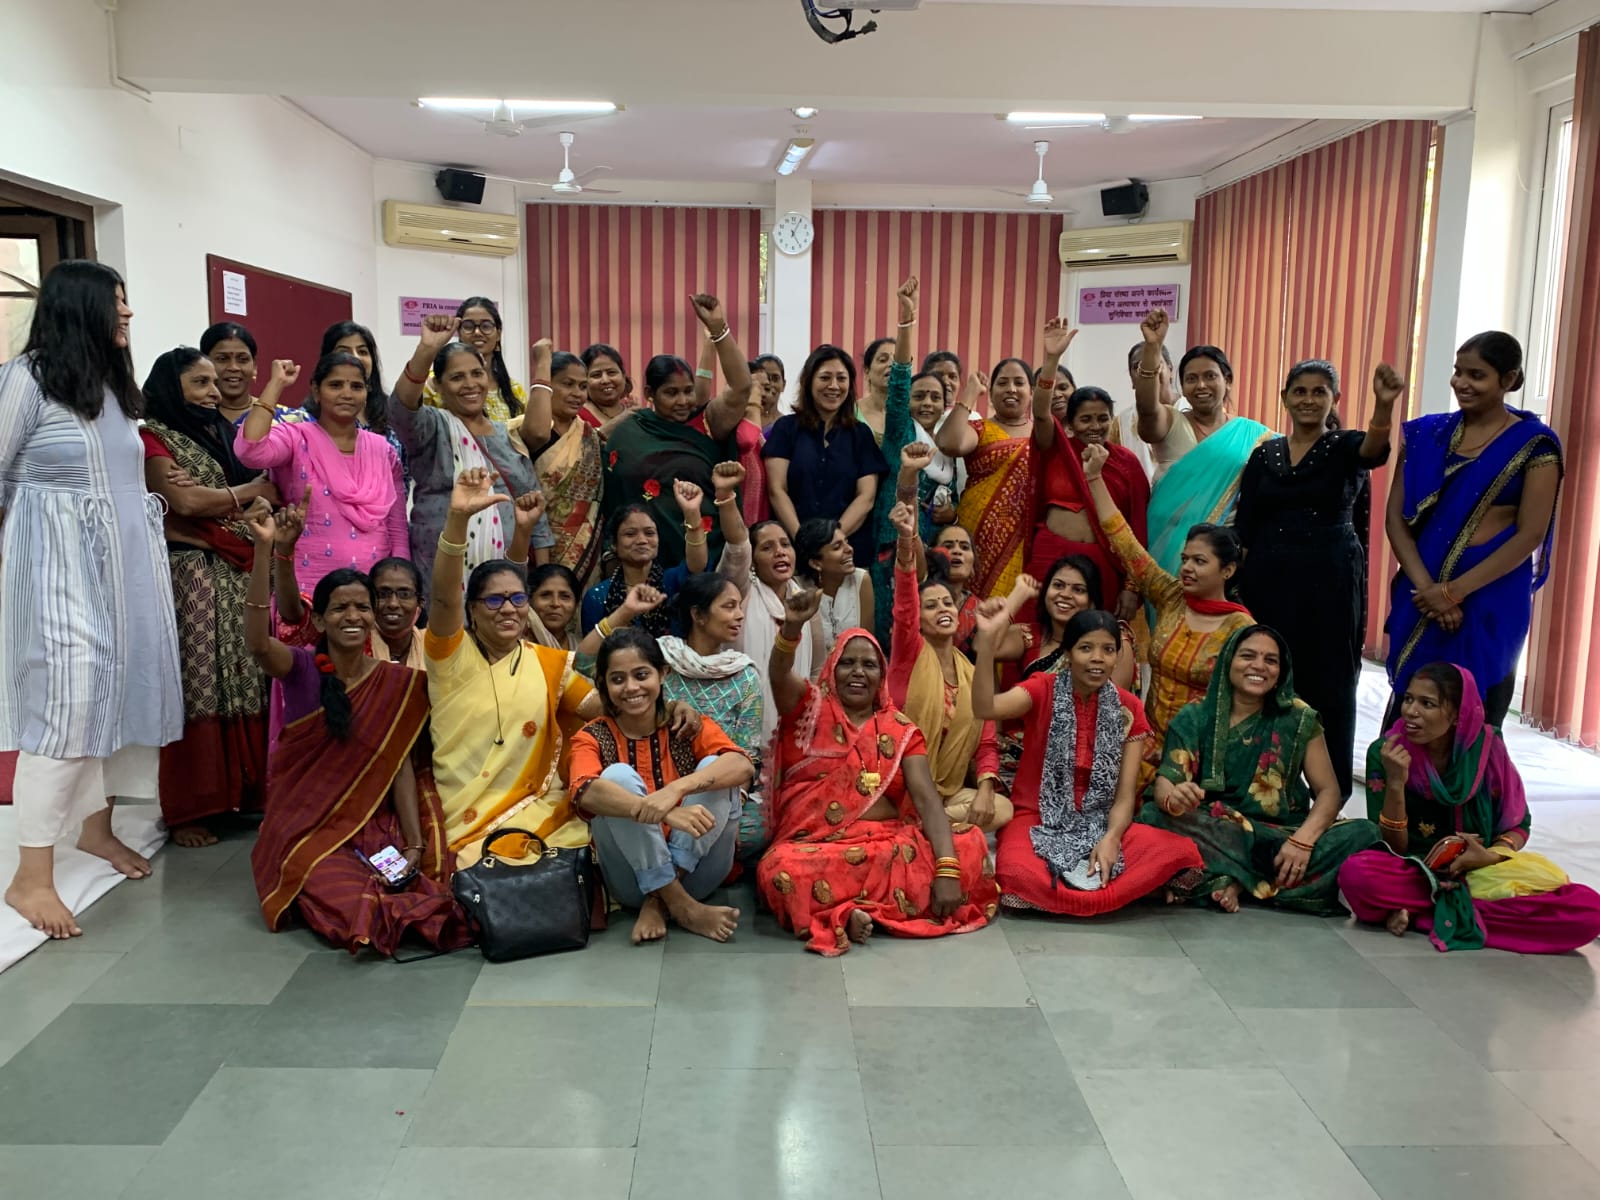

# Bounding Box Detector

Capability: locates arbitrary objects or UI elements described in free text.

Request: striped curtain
[1283,121,1437,656]
[1525,26,1600,745]
[525,204,761,380]
[1188,165,1295,424]
[809,210,1064,402]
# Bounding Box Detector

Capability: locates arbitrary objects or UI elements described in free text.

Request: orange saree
[756,628,998,955]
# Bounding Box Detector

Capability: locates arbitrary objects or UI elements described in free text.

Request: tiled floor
[3,832,1600,1200]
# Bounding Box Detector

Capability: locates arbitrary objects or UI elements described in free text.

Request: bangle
[226,485,242,512]
[1368,420,1392,431]
[1439,582,1460,607]
[596,616,615,639]
[403,364,426,385]
[251,399,278,414]
[403,844,424,852]
[1287,836,1316,852]
[695,368,715,380]
[934,856,961,868]
[710,325,731,343]
[1136,366,1162,379]
[436,534,468,557]
[244,600,271,611]
[684,532,707,547]
[713,493,736,506]
[897,318,916,329]
[273,551,294,564]
[773,633,799,656]
[1378,813,1409,832]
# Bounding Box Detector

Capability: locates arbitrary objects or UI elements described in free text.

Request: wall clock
[772,210,815,256]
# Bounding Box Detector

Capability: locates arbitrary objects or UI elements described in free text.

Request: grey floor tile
[1236,1008,1558,1146]
[0,951,121,1067]
[1497,1071,1600,1171]
[230,951,481,1069]
[0,1145,157,1198]
[47,893,168,955]
[875,1144,1130,1200]
[1374,955,1600,1070]
[852,1006,1099,1147]
[633,1068,879,1200]
[1348,1146,1600,1200]
[1079,1067,1379,1200]
[121,1066,430,1200]
[407,1006,652,1147]
[841,924,1032,1007]
[1335,916,1459,958]
[138,837,251,895]
[0,1003,259,1145]
[1184,936,1415,1009]
[1528,944,1600,1003]
[1160,905,1350,951]
[1029,956,1266,1069]
[380,1148,634,1200]
[650,953,856,1069]
[658,879,804,953]
[1002,909,1186,958]
[78,939,309,1005]
[468,929,661,1006]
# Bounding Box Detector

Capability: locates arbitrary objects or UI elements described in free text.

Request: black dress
[1234,430,1387,799]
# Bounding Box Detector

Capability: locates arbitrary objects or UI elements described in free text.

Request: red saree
[1027,421,1150,606]
[251,661,472,955]
[756,627,998,955]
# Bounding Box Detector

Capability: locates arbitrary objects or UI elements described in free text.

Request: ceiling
[924,0,1544,9]
[292,99,1308,192]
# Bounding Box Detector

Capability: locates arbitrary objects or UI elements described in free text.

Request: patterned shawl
[1032,677,1127,884]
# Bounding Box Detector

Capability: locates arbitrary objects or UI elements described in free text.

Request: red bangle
[273,552,294,564]
[403,364,426,385]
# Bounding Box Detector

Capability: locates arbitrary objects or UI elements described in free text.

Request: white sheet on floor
[0,805,166,973]
[1352,660,1600,891]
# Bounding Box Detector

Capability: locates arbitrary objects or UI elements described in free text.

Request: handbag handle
[479,828,549,863]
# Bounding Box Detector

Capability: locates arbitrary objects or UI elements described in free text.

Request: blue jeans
[588,756,740,908]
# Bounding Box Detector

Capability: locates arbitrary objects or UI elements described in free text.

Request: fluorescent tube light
[418,98,617,114]
[1004,112,1105,124]
[776,138,816,176]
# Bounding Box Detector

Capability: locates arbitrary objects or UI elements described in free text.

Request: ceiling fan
[995,141,1070,209]
[525,131,620,195]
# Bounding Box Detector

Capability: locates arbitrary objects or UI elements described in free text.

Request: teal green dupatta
[1147,416,1271,575]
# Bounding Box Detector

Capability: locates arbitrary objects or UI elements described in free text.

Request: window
[1525,101,1575,416]
[0,232,42,363]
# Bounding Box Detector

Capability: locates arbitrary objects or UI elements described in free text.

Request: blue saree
[1146,415,1272,575]
[1385,408,1562,698]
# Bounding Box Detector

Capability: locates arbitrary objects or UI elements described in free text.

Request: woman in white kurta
[0,261,183,938]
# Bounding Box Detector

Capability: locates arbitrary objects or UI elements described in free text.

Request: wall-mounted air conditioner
[381,200,519,257]
[1059,220,1192,269]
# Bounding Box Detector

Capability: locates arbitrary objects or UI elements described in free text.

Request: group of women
[3,259,1596,963]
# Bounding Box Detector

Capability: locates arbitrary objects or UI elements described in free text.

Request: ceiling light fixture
[1004,111,1105,125]
[1128,114,1203,122]
[792,106,819,119]
[418,98,618,115]
[776,138,816,176]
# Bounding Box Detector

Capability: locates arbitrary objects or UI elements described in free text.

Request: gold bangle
[436,534,468,557]
[1378,813,1408,832]
[1136,366,1161,379]
[934,857,961,868]
[713,493,736,506]
[685,533,707,547]
[597,617,615,638]
[773,633,799,655]
[1439,582,1460,607]
[243,600,270,611]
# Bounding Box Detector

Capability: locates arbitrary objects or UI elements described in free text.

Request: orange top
[569,715,748,820]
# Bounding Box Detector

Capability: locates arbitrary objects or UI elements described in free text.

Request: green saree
[1139,625,1380,914]
[601,409,730,568]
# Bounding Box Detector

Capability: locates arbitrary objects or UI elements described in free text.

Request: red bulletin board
[205,255,353,373]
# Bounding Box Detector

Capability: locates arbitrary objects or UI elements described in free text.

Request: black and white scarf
[601,560,670,639]
[1030,678,1127,886]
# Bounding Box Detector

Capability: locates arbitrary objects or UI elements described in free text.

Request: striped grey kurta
[0,356,183,759]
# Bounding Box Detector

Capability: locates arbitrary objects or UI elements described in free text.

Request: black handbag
[451,828,594,962]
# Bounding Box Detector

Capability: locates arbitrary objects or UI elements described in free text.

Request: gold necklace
[1455,410,1512,457]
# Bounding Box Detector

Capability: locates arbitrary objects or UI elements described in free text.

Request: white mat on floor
[0,805,166,973]
[1352,661,1600,891]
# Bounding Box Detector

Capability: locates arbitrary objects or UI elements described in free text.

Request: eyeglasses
[375,588,417,602]
[477,591,529,611]
[458,320,499,335]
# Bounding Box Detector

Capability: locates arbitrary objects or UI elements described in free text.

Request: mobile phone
[354,844,413,885]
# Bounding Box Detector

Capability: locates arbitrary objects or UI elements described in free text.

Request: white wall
[0,1,376,377]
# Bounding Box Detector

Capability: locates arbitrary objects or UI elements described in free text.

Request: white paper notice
[222,270,248,316]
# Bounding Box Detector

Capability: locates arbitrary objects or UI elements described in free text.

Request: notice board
[204,255,353,373]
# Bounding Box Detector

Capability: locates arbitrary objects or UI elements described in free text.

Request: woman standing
[532,349,605,585]
[864,278,923,647]
[235,354,407,593]
[422,297,524,421]
[1,262,183,938]
[757,595,998,956]
[857,335,897,445]
[140,347,279,847]
[1133,309,1271,575]
[927,525,981,656]
[1341,662,1600,952]
[936,357,1037,600]
[1083,442,1254,781]
[1143,626,1378,914]
[755,354,786,434]
[581,343,632,434]
[1236,361,1399,798]
[572,629,755,944]
[603,296,752,568]
[320,321,405,474]
[765,345,889,575]
[794,518,874,663]
[200,321,262,426]
[1384,332,1561,727]
[907,371,963,540]
[390,316,554,598]
[976,608,1203,915]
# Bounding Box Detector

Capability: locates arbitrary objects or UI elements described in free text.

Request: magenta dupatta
[300,424,399,533]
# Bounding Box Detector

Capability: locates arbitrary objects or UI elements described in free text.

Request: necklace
[1455,410,1513,457]
[474,638,524,746]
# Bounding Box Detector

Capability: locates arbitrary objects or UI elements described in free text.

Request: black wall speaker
[435,169,486,205]
[1100,180,1150,218]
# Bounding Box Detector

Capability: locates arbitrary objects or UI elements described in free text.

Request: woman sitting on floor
[1340,662,1600,953]
[242,505,471,955]
[756,590,998,956]
[569,629,755,945]
[885,497,1011,833]
[975,605,1203,915]
[1142,625,1379,914]
[987,557,1137,687]
[581,485,712,640]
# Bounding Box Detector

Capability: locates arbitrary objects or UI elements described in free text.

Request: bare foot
[77,826,152,879]
[5,881,82,939]
[1211,881,1244,913]
[668,897,741,942]
[846,909,874,944]
[169,822,219,849]
[1165,889,1183,905]
[632,895,669,945]
[1385,908,1411,937]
